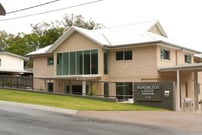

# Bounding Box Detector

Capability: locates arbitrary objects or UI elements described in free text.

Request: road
[0,102,200,135]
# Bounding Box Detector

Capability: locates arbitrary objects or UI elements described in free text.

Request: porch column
[194,71,199,110]
[82,80,86,96]
[176,70,181,111]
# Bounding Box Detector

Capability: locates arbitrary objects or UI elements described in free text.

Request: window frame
[47,56,54,65]
[116,50,132,61]
[184,54,191,64]
[160,48,170,60]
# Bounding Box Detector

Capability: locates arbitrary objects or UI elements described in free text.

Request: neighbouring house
[0,51,29,75]
[27,20,202,111]
[0,3,5,15]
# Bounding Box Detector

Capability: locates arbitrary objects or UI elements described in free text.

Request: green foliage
[0,31,14,50]
[62,14,104,30]
[6,33,40,56]
[1,14,104,57]
[88,84,97,96]
[0,89,163,111]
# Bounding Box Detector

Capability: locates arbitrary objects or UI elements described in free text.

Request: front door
[48,83,53,92]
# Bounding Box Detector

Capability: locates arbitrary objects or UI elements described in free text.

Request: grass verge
[0,89,164,111]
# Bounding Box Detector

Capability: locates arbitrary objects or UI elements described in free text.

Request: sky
[0,0,202,52]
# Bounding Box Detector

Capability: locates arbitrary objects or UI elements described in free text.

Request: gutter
[103,40,201,54]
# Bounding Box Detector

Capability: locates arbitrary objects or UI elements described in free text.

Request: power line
[7,0,61,14]
[0,0,103,22]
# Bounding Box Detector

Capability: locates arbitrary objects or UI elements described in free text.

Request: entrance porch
[159,63,202,111]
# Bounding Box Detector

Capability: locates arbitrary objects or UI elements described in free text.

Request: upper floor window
[116,50,132,61]
[160,48,170,60]
[47,56,54,65]
[185,54,191,64]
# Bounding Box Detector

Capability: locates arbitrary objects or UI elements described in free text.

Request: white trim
[176,70,181,111]
[158,63,202,71]
[34,74,102,79]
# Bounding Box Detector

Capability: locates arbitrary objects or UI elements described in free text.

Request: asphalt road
[0,102,200,135]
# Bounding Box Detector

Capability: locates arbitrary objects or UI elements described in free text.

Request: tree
[61,14,104,30]
[6,33,40,56]
[0,31,14,50]
[3,14,104,56]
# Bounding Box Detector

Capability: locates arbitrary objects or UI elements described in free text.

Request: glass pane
[164,50,170,59]
[47,57,53,65]
[160,48,164,59]
[185,55,191,63]
[84,50,90,74]
[63,52,69,75]
[124,50,132,60]
[104,49,109,74]
[91,49,98,74]
[116,51,123,60]
[56,53,62,75]
[70,52,76,75]
[77,51,83,75]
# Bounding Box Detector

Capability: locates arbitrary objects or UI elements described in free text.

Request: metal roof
[27,20,202,56]
[0,51,29,61]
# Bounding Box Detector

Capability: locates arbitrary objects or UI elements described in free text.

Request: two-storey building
[28,20,202,111]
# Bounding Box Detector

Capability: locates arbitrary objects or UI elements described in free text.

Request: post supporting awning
[176,70,181,111]
[159,63,202,111]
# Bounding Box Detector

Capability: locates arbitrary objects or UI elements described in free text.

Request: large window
[116,50,132,61]
[57,49,98,75]
[185,54,191,64]
[160,48,170,60]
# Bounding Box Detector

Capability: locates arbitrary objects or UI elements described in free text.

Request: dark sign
[134,83,162,101]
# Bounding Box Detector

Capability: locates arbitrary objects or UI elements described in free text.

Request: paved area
[2,102,199,135]
[0,100,78,115]
[1,101,202,132]
[78,111,202,132]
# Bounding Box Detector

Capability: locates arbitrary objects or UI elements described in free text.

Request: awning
[158,63,202,111]
[34,74,102,80]
[158,63,202,72]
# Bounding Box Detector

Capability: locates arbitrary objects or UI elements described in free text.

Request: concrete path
[78,111,202,132]
[0,100,78,115]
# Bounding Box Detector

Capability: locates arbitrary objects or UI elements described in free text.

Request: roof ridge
[101,20,159,30]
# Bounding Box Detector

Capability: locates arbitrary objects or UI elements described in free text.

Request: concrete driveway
[78,111,202,132]
[1,101,200,135]
[1,100,202,134]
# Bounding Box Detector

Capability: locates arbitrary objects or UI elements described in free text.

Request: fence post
[17,77,19,88]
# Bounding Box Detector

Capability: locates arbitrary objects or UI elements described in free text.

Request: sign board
[134,83,162,101]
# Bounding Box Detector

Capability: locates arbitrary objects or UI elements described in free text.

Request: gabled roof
[27,45,53,56]
[0,51,29,61]
[47,20,169,52]
[27,20,201,56]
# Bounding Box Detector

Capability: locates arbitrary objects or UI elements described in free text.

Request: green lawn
[0,89,163,111]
